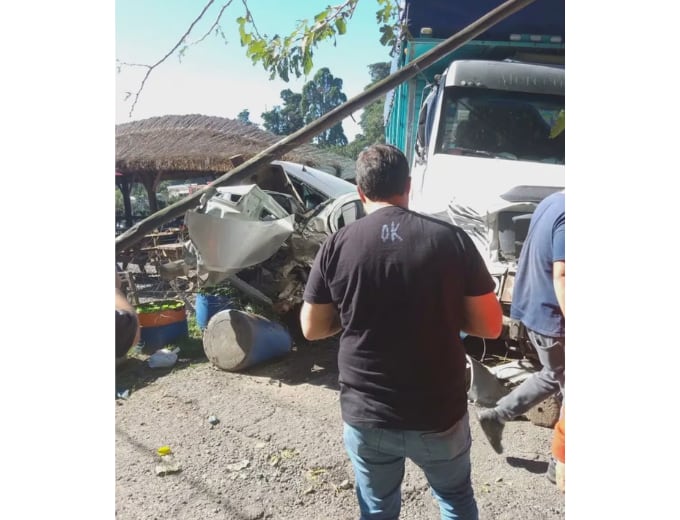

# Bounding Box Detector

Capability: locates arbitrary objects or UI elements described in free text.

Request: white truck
[385,0,565,350]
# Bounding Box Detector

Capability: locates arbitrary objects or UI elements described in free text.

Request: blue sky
[116,0,393,139]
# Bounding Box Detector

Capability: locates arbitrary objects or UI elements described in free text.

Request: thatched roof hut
[116,114,356,179]
[115,114,357,227]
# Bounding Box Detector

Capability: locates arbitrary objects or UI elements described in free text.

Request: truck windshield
[435,86,564,165]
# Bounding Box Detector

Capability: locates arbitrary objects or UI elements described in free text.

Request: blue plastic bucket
[202,309,292,371]
[195,293,233,330]
[140,319,189,350]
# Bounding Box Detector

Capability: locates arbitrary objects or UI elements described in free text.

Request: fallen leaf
[281,448,297,459]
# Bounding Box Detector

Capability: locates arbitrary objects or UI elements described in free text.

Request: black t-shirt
[303,205,495,431]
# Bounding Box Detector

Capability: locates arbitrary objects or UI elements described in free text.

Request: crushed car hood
[179,165,362,311]
[186,185,296,275]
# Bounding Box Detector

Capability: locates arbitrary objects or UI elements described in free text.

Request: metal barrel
[203,309,292,371]
[195,293,233,330]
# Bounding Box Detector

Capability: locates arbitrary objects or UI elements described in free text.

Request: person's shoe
[477,408,505,454]
[546,457,557,484]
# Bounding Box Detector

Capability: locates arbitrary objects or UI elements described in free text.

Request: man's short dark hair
[356,144,410,201]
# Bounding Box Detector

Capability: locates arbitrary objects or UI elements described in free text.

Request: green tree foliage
[115,188,125,214]
[236,0,402,81]
[336,61,390,159]
[262,69,348,147]
[367,61,390,83]
[301,68,348,147]
[237,109,252,124]
[360,61,390,144]
[261,89,305,135]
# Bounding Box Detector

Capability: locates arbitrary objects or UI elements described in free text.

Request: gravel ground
[115,333,565,520]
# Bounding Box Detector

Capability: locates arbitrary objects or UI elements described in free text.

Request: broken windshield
[435,86,564,165]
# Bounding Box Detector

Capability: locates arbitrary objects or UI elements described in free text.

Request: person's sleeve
[302,240,333,304]
[552,214,565,262]
[459,230,496,296]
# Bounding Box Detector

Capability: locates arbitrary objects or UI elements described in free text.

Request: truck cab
[411,59,564,212]
[410,59,564,338]
[384,0,565,344]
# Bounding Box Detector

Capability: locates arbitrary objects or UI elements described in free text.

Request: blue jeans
[343,412,478,520]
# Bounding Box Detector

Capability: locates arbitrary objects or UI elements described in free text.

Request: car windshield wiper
[451,147,518,160]
[452,147,496,158]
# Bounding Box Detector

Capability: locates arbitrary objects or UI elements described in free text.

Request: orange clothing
[551,406,565,463]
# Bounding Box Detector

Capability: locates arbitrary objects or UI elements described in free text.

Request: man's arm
[553,260,565,317]
[116,288,141,347]
[300,302,341,341]
[461,292,503,339]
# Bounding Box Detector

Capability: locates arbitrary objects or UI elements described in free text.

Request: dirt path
[115,340,565,519]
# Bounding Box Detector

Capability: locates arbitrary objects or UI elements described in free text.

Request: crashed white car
[182,160,364,312]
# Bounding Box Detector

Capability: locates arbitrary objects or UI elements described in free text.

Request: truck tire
[524,394,562,428]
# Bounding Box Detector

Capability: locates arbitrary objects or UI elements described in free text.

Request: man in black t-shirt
[301,144,502,520]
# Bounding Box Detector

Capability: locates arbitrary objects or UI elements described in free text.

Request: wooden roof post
[116,176,134,228]
[140,171,163,214]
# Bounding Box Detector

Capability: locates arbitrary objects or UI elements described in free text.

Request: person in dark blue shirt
[477,191,565,480]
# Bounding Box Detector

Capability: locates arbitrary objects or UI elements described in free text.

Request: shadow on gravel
[505,456,549,474]
[116,319,525,398]
[116,330,340,399]
[242,323,527,391]
[239,335,341,391]
[212,304,342,390]
[115,355,210,398]
[115,428,253,519]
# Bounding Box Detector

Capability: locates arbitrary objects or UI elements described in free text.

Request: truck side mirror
[416,106,428,159]
[415,86,437,161]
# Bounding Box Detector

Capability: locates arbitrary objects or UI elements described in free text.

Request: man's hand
[116,287,141,350]
[553,260,565,317]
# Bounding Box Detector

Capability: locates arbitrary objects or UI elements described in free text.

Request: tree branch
[311,0,357,35]
[240,0,263,39]
[189,1,233,47]
[118,0,230,118]
[117,0,402,117]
